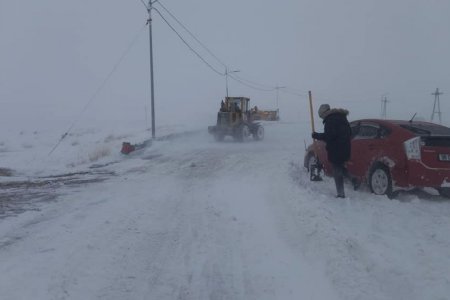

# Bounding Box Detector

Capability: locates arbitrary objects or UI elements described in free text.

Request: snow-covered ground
[1,120,450,299]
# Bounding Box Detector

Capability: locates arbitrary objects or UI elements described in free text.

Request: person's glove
[312,132,320,140]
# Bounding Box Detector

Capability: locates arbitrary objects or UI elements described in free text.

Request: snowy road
[1,122,449,299]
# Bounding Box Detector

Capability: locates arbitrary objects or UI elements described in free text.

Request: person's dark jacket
[312,109,351,164]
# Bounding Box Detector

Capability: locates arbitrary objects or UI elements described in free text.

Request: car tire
[306,153,323,181]
[369,164,396,198]
[438,187,450,198]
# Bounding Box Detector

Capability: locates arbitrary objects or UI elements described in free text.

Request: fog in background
[1,0,450,135]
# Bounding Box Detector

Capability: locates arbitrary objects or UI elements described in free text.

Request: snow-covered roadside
[0,122,337,299]
[0,121,449,299]
[271,172,450,300]
[0,119,196,179]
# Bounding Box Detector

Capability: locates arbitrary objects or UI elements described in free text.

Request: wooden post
[308,90,315,133]
[307,90,322,181]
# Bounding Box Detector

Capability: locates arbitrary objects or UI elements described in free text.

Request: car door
[347,121,387,178]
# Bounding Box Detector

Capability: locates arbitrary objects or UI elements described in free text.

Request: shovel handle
[308,91,315,133]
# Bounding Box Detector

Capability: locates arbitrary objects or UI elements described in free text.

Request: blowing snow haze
[1,0,450,133]
[2,2,450,299]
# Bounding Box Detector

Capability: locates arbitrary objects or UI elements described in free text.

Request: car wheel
[307,153,322,181]
[438,187,450,198]
[253,125,264,141]
[369,164,396,198]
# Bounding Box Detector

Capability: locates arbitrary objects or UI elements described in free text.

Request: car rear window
[400,124,450,136]
[421,137,450,147]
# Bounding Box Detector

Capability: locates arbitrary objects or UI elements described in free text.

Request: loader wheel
[253,125,264,141]
[236,124,251,142]
[214,133,224,142]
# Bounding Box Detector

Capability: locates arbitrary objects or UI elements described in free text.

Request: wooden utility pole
[147,0,156,138]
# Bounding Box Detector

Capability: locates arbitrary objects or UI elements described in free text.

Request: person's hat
[318,104,330,119]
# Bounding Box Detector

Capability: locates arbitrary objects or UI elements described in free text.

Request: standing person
[234,102,241,113]
[312,104,355,198]
[220,100,227,112]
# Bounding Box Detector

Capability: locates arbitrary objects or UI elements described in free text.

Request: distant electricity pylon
[430,88,443,123]
[380,94,389,119]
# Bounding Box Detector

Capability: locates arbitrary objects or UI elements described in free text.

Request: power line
[49,23,148,155]
[139,0,148,9]
[226,70,308,97]
[153,4,307,96]
[153,7,225,76]
[155,1,227,68]
[228,73,275,91]
[230,73,275,90]
[153,4,289,94]
[284,86,307,94]
[281,89,307,97]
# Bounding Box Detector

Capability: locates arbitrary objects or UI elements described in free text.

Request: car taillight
[404,137,422,160]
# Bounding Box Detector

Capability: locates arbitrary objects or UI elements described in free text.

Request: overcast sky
[1,0,450,133]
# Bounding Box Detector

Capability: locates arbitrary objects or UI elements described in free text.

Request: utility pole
[275,86,286,109]
[431,88,443,124]
[380,94,389,119]
[225,68,239,98]
[147,0,156,138]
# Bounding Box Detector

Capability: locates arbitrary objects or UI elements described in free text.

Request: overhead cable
[281,87,308,97]
[154,3,307,95]
[49,23,147,155]
[228,74,275,92]
[281,89,307,97]
[231,73,275,91]
[155,1,227,68]
[154,3,290,93]
[153,7,225,76]
[139,0,148,10]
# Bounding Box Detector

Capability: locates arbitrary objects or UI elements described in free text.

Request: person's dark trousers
[332,163,349,198]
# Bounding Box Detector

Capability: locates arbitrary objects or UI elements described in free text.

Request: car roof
[351,119,450,136]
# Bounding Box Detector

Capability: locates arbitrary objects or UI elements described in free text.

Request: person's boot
[334,173,345,198]
[351,177,361,191]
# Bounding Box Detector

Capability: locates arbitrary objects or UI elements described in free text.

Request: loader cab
[225,97,249,112]
[225,97,250,123]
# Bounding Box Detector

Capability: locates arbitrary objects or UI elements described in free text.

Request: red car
[304,119,450,198]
